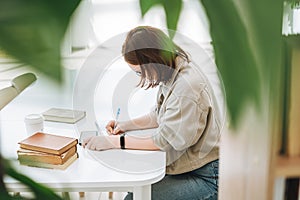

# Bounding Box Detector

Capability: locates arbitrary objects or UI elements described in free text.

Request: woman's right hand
[105,120,125,135]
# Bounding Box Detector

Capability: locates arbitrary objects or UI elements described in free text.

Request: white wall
[70,0,212,48]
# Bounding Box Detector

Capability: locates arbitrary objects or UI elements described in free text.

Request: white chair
[0,73,36,110]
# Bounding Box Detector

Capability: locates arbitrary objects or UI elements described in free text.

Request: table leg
[108,192,113,199]
[79,192,85,198]
[62,192,71,200]
[12,192,20,197]
[133,185,151,200]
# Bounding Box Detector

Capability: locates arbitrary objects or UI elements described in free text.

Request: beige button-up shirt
[152,58,222,174]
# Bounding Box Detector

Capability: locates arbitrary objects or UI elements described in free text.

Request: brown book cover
[18,132,78,155]
[17,146,77,165]
[19,153,78,170]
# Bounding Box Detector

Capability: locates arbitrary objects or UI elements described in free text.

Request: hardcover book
[19,153,78,170]
[18,132,78,155]
[17,145,77,165]
[42,108,86,124]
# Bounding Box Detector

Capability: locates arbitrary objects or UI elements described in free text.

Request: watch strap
[120,133,125,149]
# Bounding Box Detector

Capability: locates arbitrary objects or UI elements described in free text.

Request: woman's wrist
[118,120,131,132]
[108,135,120,149]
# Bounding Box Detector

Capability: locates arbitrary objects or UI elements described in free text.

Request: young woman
[83,26,222,200]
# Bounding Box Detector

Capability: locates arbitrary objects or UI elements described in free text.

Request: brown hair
[122,26,189,89]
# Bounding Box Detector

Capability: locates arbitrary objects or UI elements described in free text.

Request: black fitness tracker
[120,133,125,149]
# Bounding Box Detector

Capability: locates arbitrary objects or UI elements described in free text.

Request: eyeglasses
[135,71,142,76]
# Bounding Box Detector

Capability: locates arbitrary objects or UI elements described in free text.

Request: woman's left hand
[82,135,115,151]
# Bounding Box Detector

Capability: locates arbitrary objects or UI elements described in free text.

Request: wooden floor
[12,192,127,200]
[68,192,127,200]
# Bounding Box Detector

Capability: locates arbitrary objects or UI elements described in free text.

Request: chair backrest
[0,73,36,110]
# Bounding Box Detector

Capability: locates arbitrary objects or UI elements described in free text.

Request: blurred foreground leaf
[200,0,261,127]
[0,0,80,81]
[200,0,283,127]
[139,0,182,38]
[1,156,63,199]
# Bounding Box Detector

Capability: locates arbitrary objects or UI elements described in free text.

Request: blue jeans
[124,159,219,200]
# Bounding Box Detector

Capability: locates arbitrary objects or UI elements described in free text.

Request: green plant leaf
[162,0,182,38]
[241,0,283,102]
[200,0,263,128]
[286,0,300,8]
[139,0,183,38]
[0,0,80,81]
[285,34,300,48]
[139,0,160,17]
[201,0,283,128]
[2,157,63,200]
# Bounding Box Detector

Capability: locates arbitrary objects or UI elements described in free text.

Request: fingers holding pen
[105,120,124,135]
[105,120,115,134]
[112,107,121,134]
[113,125,123,135]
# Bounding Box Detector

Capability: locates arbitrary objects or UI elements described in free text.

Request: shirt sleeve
[153,91,210,152]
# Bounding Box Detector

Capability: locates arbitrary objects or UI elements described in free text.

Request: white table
[1,114,165,200]
[0,73,166,200]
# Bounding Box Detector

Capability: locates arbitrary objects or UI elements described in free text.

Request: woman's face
[128,63,142,76]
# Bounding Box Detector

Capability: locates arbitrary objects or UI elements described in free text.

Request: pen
[114,108,121,130]
[94,121,100,135]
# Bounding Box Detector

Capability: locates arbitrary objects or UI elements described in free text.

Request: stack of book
[17,132,78,170]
